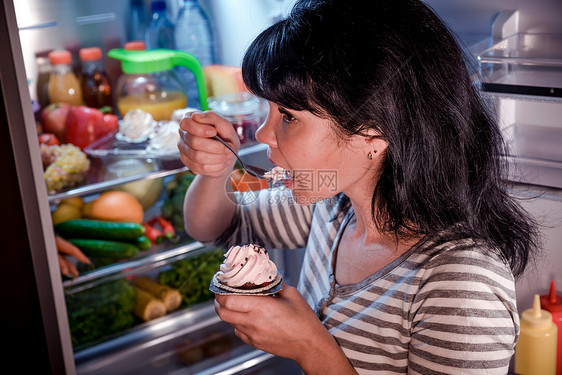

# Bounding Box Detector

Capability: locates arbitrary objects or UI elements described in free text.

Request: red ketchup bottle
[541,280,562,375]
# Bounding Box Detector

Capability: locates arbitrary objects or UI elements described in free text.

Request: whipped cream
[217,244,278,287]
[117,109,155,142]
[147,121,180,153]
[264,166,291,183]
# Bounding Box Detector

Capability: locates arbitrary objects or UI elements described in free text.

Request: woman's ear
[361,128,388,158]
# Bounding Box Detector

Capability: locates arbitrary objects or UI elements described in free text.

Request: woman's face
[256,101,380,205]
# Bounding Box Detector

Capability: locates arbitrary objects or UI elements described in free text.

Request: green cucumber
[55,219,145,241]
[132,235,151,250]
[67,239,139,258]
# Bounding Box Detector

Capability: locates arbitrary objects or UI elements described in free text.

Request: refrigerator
[2,0,561,374]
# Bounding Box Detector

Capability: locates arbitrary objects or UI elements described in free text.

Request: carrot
[143,222,163,244]
[55,235,91,264]
[156,216,176,240]
[58,253,79,278]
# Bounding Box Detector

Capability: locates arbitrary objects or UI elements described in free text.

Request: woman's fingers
[177,111,238,176]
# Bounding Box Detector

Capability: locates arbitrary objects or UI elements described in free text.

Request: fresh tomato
[230,169,269,192]
[38,133,60,146]
[65,106,118,149]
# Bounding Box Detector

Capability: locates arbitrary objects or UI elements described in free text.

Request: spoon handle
[213,135,246,168]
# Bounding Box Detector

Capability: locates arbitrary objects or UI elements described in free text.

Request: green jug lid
[108,48,209,110]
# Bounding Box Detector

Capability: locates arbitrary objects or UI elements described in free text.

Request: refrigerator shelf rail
[62,239,209,294]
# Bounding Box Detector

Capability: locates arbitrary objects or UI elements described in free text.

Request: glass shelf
[47,142,267,203]
[477,33,562,98]
[62,238,209,294]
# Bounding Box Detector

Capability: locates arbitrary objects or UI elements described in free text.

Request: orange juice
[117,91,187,121]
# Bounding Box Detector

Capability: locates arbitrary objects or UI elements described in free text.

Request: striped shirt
[212,187,519,374]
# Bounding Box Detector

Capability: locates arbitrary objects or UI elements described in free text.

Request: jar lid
[207,92,261,116]
[124,41,146,51]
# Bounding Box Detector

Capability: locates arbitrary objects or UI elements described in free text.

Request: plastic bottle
[48,50,83,106]
[515,294,558,375]
[145,1,176,50]
[541,281,562,375]
[128,0,147,42]
[35,49,52,109]
[174,0,216,108]
[79,47,114,110]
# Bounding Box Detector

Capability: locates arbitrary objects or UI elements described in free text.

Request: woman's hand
[215,284,357,375]
[178,111,239,178]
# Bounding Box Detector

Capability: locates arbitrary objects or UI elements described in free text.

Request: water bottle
[127,0,147,42]
[145,1,176,50]
[175,0,216,108]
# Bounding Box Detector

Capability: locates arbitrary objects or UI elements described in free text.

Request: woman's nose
[255,107,277,148]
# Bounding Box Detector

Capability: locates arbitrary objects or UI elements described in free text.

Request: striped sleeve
[209,187,315,250]
[408,244,519,374]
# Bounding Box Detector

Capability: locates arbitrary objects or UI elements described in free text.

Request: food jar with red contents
[207,92,264,145]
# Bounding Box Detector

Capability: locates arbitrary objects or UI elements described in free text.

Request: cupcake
[211,244,282,294]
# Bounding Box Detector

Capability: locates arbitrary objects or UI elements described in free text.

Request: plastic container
[514,294,558,375]
[35,49,52,108]
[207,92,263,145]
[108,48,208,121]
[79,47,114,110]
[48,50,83,106]
[541,281,562,375]
[175,0,216,108]
[145,0,175,50]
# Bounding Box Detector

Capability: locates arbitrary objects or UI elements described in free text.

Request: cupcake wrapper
[210,272,283,296]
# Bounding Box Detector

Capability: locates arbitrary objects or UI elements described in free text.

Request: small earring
[367,150,377,160]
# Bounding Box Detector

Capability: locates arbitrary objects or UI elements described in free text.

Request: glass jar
[115,70,187,121]
[207,92,263,145]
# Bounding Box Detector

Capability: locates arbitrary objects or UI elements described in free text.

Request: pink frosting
[217,244,278,287]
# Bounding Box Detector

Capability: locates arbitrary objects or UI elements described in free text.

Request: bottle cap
[124,41,146,51]
[522,294,553,330]
[48,50,72,65]
[151,0,166,12]
[35,49,53,59]
[540,280,562,313]
[79,47,102,62]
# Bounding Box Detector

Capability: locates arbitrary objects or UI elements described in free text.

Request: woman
[178,0,539,373]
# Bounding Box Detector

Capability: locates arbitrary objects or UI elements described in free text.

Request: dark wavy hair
[241,0,538,278]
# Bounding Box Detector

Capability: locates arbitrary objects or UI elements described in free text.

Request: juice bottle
[515,294,558,375]
[541,281,562,375]
[35,49,52,109]
[79,47,114,110]
[48,50,83,106]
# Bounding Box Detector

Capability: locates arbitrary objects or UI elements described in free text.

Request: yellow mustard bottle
[515,294,558,375]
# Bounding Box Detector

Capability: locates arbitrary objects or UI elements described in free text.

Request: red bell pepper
[156,216,176,240]
[143,222,163,244]
[65,105,118,149]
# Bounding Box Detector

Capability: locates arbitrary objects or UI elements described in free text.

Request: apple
[41,103,70,143]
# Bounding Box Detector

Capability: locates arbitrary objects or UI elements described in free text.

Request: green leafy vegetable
[158,249,223,308]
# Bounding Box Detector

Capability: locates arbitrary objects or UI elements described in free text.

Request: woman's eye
[278,108,296,124]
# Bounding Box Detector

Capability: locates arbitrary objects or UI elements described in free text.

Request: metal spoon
[213,135,270,180]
